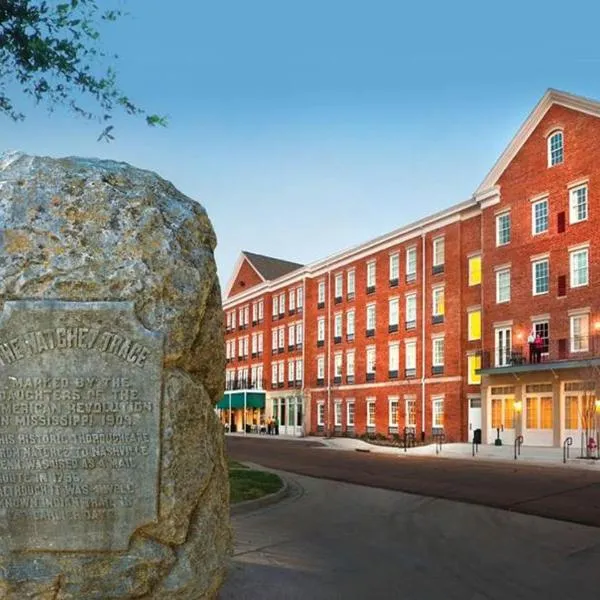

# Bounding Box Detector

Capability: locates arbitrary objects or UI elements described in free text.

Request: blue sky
[3,0,600,292]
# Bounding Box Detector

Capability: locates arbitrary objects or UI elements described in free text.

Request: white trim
[223,253,267,299]
[567,177,589,189]
[306,376,462,393]
[476,89,600,194]
[568,241,590,252]
[530,252,550,262]
[529,192,549,203]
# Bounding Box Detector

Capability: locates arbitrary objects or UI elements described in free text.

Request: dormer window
[548,130,564,167]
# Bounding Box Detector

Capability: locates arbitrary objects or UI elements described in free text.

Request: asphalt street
[226,436,600,527]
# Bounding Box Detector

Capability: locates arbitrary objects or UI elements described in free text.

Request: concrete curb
[230,470,289,516]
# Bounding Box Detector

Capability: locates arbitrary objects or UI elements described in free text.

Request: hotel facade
[220,89,600,447]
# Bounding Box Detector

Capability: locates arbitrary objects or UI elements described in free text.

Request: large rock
[0,152,231,599]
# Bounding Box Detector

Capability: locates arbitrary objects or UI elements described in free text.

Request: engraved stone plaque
[0,301,163,552]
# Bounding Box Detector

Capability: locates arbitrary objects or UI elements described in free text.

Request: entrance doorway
[468,397,481,440]
[272,396,304,436]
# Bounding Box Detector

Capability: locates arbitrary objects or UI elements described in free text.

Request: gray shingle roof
[243,251,303,281]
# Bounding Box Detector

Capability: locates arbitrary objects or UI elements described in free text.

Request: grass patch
[229,468,283,504]
[228,459,249,470]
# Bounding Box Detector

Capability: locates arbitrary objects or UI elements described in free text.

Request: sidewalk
[226,432,599,469]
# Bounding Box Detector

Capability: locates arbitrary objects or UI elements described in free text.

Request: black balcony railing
[225,379,266,391]
[479,336,600,370]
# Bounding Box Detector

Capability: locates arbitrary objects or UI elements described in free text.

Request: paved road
[220,472,600,600]
[226,437,600,527]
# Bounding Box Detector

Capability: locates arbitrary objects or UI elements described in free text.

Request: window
[366,304,376,334]
[288,360,295,383]
[569,185,588,223]
[496,268,511,303]
[468,355,481,385]
[334,353,343,379]
[570,248,589,287]
[533,321,549,354]
[278,326,284,349]
[231,311,236,329]
[405,397,416,427]
[270,329,278,351]
[468,310,481,341]
[367,398,376,427]
[288,324,295,348]
[334,313,343,340]
[289,289,296,311]
[334,400,342,427]
[389,298,399,330]
[532,199,549,235]
[532,259,549,295]
[548,130,564,167]
[366,346,376,374]
[388,396,399,427]
[405,340,416,375]
[251,334,257,355]
[433,237,445,266]
[468,255,481,286]
[296,288,303,310]
[226,312,232,331]
[406,247,417,280]
[389,253,400,283]
[272,296,278,318]
[317,281,326,305]
[317,317,325,342]
[432,397,444,428]
[388,343,399,374]
[295,323,302,346]
[431,337,444,368]
[570,313,589,352]
[251,303,257,324]
[334,273,343,299]
[432,287,444,317]
[565,395,579,430]
[526,396,553,429]
[317,402,325,426]
[405,293,417,328]
[366,261,376,289]
[317,356,325,379]
[258,300,264,321]
[496,212,511,246]
[346,350,355,377]
[295,358,302,379]
[347,400,355,427]
[271,363,277,385]
[346,309,355,339]
[347,269,355,298]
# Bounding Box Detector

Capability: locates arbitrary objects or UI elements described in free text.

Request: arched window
[548,130,564,166]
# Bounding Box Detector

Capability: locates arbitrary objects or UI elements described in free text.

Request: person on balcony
[527,330,536,363]
[534,333,544,363]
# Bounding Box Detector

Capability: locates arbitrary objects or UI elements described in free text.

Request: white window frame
[366,398,376,427]
[317,401,325,426]
[531,198,549,235]
[334,353,343,377]
[570,313,589,353]
[317,356,325,379]
[279,293,286,314]
[433,237,445,266]
[277,360,285,383]
[317,317,325,341]
[432,286,444,316]
[258,332,263,353]
[346,309,355,336]
[295,358,302,381]
[366,346,376,374]
[569,184,588,224]
[406,293,417,323]
[570,247,589,288]
[496,268,511,303]
[277,326,284,349]
[548,130,564,167]
[295,322,302,345]
[496,212,511,246]
[405,397,416,427]
[405,340,416,370]
[388,396,399,427]
[346,400,355,427]
[251,302,257,323]
[347,269,355,296]
[288,360,295,382]
[366,261,376,287]
[532,258,549,295]
[406,246,417,277]
[288,324,295,347]
[317,280,326,304]
[366,303,376,330]
[289,289,296,311]
[388,343,400,371]
[432,397,444,428]
[296,287,303,309]
[346,350,355,376]
[334,400,342,427]
[334,313,343,338]
[389,253,400,281]
[334,273,343,298]
[272,296,278,317]
[432,337,444,367]
[231,311,236,329]
[389,298,399,326]
[258,300,264,320]
[271,363,278,385]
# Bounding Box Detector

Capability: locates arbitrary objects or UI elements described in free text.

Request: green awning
[217,391,265,410]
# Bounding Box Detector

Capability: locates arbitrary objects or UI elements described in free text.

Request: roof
[242,251,304,281]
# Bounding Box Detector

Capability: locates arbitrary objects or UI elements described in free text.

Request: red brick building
[221,89,600,447]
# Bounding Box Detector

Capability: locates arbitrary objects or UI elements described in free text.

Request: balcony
[346,333,355,342]
[405,320,416,330]
[405,368,416,378]
[317,339,325,348]
[333,376,342,385]
[405,273,416,283]
[346,375,355,385]
[479,336,600,374]
[316,378,325,387]
[347,292,355,301]
[388,369,399,380]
